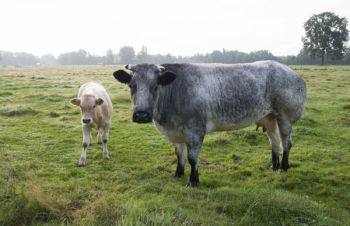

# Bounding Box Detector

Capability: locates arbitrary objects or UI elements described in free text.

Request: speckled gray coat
[113,60,306,187]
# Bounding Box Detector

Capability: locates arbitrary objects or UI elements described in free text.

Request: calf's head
[70,94,104,125]
[113,64,176,123]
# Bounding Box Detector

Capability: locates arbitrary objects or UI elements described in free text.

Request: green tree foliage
[119,46,135,64]
[302,12,349,65]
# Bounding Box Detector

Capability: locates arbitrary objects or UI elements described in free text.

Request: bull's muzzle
[133,111,152,123]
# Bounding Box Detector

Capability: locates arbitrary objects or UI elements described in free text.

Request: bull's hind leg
[174,143,186,177]
[276,116,292,171]
[257,114,281,170]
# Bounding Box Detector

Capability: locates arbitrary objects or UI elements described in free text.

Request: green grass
[0,65,349,226]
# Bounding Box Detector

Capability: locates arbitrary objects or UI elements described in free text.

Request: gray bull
[113,61,306,187]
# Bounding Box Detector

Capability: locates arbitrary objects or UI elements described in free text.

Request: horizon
[1,0,349,58]
[0,47,304,58]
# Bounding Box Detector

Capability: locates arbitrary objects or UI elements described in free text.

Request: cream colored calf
[70,81,113,166]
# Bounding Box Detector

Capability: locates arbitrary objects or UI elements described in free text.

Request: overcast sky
[1,0,349,57]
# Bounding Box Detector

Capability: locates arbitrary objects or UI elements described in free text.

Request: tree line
[1,47,350,67]
[0,12,348,66]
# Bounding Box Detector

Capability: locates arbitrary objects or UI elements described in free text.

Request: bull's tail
[256,114,281,148]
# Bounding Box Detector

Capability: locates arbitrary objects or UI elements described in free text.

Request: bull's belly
[153,111,270,143]
[206,112,269,133]
[206,120,250,132]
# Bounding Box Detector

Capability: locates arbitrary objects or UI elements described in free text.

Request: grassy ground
[0,65,349,226]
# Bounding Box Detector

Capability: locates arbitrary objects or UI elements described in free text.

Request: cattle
[113,61,306,187]
[70,81,113,166]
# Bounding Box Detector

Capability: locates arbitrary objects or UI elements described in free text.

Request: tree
[302,12,349,65]
[105,49,114,64]
[119,46,135,64]
[137,45,148,63]
[40,54,57,66]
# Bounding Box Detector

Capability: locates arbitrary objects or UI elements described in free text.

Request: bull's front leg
[102,127,110,160]
[78,125,91,166]
[174,143,186,177]
[185,131,204,187]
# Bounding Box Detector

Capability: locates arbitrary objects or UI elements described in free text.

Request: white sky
[1,0,349,57]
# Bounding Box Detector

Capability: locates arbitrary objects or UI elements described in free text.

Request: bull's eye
[129,83,136,90]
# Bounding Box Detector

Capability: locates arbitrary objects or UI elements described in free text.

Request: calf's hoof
[77,161,86,167]
[103,153,110,160]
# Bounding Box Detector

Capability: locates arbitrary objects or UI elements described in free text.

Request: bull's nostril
[133,111,152,123]
[138,112,147,118]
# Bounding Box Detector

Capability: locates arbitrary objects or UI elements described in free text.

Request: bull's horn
[125,64,134,70]
[158,65,165,72]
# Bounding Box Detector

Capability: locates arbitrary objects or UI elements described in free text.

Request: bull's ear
[95,98,104,105]
[113,70,132,84]
[158,71,176,86]
[70,98,81,106]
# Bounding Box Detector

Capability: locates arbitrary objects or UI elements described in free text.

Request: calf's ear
[158,71,176,86]
[113,70,132,84]
[70,98,81,106]
[95,98,104,105]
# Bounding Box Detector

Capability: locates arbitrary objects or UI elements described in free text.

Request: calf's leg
[97,129,103,144]
[78,125,91,166]
[102,127,110,160]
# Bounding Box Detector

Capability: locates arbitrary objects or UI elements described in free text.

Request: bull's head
[113,64,176,123]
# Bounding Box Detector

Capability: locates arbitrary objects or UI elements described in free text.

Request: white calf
[70,81,113,166]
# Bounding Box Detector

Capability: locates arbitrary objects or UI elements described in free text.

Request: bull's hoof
[271,162,280,171]
[98,141,103,145]
[173,172,184,178]
[280,164,289,171]
[103,156,110,160]
[186,181,199,187]
[173,167,184,178]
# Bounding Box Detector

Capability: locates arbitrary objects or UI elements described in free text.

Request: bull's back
[159,62,273,130]
[159,61,305,131]
[197,63,274,129]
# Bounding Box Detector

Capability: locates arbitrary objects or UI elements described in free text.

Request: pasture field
[0,65,350,226]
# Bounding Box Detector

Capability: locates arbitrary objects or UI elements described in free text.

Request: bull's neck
[153,88,171,125]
